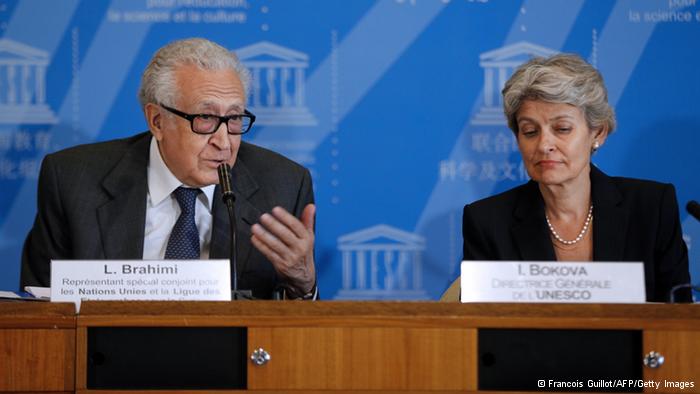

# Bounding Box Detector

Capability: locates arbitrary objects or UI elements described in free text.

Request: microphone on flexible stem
[688,200,700,222]
[217,163,252,300]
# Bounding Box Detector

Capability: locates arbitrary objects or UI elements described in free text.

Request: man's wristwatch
[283,283,318,300]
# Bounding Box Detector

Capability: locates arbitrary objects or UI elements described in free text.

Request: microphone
[688,200,700,222]
[217,164,251,300]
[669,283,698,303]
[217,164,235,205]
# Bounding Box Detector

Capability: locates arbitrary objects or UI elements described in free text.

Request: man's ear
[145,103,164,141]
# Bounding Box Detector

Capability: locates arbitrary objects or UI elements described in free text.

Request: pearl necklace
[545,205,593,245]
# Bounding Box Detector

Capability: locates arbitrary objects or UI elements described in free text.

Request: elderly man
[20,38,317,300]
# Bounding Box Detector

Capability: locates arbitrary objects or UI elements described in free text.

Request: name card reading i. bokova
[460,261,646,303]
[51,260,231,308]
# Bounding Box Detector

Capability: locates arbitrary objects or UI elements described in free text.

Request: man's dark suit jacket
[21,132,314,299]
[462,165,691,302]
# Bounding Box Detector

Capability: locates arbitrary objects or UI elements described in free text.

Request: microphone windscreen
[687,200,700,221]
[217,164,235,203]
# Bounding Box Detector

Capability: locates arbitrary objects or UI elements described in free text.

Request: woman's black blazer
[462,165,691,302]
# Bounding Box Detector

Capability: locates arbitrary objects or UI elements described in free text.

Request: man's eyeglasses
[161,104,256,135]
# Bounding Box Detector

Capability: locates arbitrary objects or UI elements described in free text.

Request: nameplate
[460,261,646,303]
[51,260,231,309]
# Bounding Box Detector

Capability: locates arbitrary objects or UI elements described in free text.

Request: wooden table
[2,301,699,393]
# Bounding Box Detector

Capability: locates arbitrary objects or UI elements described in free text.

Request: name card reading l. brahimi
[51,260,231,309]
[460,261,645,303]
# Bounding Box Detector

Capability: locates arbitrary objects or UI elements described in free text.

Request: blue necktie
[164,187,201,259]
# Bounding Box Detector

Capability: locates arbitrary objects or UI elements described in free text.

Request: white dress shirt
[143,138,216,259]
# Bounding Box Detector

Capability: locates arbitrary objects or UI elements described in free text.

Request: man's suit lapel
[210,158,261,274]
[590,165,628,261]
[96,133,150,259]
[511,181,557,261]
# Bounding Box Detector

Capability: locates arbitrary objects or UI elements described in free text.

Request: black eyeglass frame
[160,104,256,135]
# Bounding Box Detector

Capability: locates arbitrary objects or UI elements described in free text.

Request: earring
[592,141,600,151]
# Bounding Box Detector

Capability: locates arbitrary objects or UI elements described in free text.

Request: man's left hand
[251,204,315,295]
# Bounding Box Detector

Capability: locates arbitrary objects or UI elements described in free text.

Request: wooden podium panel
[74,301,700,393]
[248,326,474,390]
[76,302,478,392]
[643,330,700,393]
[0,302,76,393]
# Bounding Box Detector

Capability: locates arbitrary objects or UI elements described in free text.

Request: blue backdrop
[0,0,698,299]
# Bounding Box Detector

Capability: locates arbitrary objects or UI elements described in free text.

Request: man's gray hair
[502,53,616,135]
[138,37,251,110]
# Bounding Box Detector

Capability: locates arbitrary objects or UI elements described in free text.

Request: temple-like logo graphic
[471,41,557,125]
[335,224,428,300]
[0,39,57,124]
[235,41,317,127]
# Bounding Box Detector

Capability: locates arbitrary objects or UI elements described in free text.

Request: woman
[443,54,691,303]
